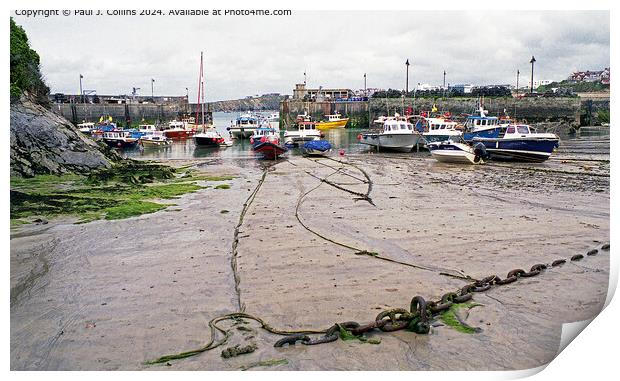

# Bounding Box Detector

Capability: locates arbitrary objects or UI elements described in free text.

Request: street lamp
[405,59,410,95]
[151,78,155,102]
[529,56,536,94]
[516,69,520,95]
[364,73,367,97]
[79,74,84,103]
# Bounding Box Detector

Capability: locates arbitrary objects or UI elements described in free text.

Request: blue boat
[462,106,503,141]
[472,124,560,162]
[302,139,332,156]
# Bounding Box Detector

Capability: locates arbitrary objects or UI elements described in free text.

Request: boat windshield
[517,125,530,134]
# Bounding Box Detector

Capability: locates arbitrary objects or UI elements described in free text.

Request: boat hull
[463,127,501,141]
[140,140,170,147]
[359,133,422,152]
[194,136,221,146]
[428,142,480,164]
[164,130,195,139]
[230,128,257,139]
[315,119,349,130]
[474,138,559,162]
[423,132,462,144]
[103,139,139,149]
[253,141,287,159]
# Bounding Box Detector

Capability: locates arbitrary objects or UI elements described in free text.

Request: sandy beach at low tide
[10,141,610,370]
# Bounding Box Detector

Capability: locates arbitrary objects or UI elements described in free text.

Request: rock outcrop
[11,96,113,177]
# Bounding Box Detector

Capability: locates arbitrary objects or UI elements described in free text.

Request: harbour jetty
[280,96,606,132]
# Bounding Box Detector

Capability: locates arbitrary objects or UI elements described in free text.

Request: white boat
[283,120,322,146]
[266,112,280,130]
[358,118,423,152]
[140,131,171,147]
[138,124,157,134]
[229,113,260,139]
[77,122,95,133]
[419,117,462,143]
[428,139,488,164]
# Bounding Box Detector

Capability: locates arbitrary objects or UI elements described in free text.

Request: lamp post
[529,56,536,94]
[405,59,410,95]
[79,74,83,103]
[151,78,155,102]
[364,73,367,97]
[443,70,446,98]
[516,69,520,95]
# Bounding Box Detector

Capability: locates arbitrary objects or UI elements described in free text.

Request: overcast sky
[14,10,609,101]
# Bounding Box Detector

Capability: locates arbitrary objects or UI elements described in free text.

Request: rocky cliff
[11,96,114,177]
[209,95,284,112]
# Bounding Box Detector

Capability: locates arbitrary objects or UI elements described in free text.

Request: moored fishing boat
[228,113,259,139]
[77,122,95,134]
[102,131,139,149]
[164,120,195,139]
[283,120,322,146]
[140,131,171,147]
[472,124,560,162]
[302,139,332,156]
[358,118,423,152]
[416,115,462,143]
[462,106,502,141]
[315,113,349,130]
[428,138,489,164]
[251,127,287,159]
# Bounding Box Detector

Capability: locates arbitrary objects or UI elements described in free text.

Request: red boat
[164,120,195,139]
[252,135,288,160]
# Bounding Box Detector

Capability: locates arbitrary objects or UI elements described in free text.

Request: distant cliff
[208,95,285,112]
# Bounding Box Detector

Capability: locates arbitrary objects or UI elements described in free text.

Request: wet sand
[10,139,610,371]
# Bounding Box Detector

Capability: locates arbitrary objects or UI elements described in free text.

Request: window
[400,123,406,130]
[517,125,529,134]
[408,124,413,130]
[507,126,516,134]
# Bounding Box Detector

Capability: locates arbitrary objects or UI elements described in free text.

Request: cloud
[14,10,609,101]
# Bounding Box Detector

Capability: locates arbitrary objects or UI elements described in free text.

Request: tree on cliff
[10,18,50,105]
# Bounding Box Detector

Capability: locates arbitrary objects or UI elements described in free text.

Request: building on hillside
[568,67,610,84]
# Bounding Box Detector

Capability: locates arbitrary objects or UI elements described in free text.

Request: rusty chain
[274,243,609,348]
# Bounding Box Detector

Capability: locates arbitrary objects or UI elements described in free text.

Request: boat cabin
[504,124,533,137]
[383,119,414,133]
[235,114,259,127]
[253,127,277,137]
[139,124,156,132]
[168,120,185,129]
[77,122,95,129]
[325,113,344,121]
[426,118,459,132]
[297,121,318,131]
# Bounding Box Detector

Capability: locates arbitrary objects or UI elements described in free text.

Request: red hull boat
[164,129,195,139]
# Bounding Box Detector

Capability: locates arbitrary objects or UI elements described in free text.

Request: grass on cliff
[10,161,235,225]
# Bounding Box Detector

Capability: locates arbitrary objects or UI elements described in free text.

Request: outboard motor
[473,142,490,163]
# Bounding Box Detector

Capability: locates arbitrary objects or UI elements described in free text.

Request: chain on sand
[146,243,608,364]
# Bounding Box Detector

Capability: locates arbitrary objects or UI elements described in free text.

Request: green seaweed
[439,302,483,334]
[215,184,231,190]
[338,325,381,344]
[9,162,214,225]
[240,358,289,371]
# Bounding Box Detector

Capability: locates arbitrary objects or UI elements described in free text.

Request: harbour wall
[280,97,587,130]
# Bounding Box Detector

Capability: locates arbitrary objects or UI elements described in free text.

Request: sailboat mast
[201,58,206,127]
[195,52,203,127]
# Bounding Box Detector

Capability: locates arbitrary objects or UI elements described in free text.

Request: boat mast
[196,52,203,128]
[201,54,206,129]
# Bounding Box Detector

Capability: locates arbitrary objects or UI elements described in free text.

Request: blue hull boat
[472,124,560,162]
